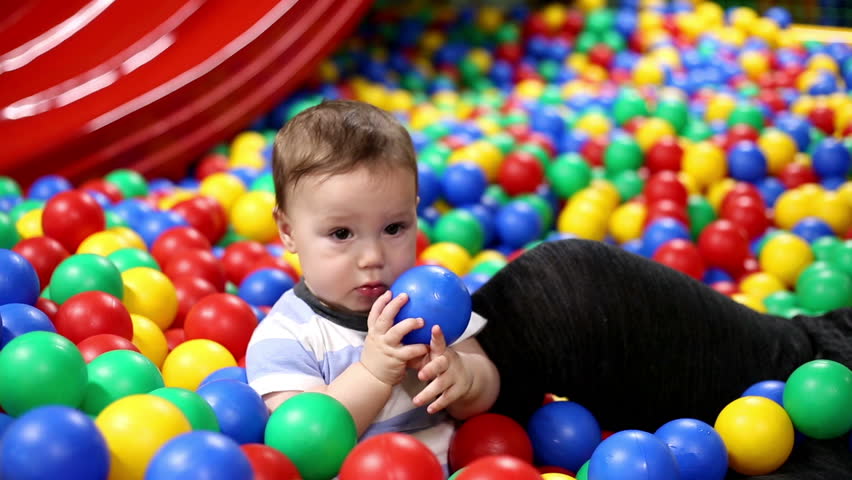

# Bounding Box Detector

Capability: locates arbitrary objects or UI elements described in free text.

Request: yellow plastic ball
[633,58,664,86]
[282,250,301,277]
[558,206,608,241]
[466,143,503,182]
[515,79,546,100]
[717,26,747,47]
[420,242,471,276]
[122,267,178,330]
[158,190,196,210]
[109,227,147,252]
[590,179,622,208]
[130,314,168,368]
[386,90,415,112]
[575,112,612,138]
[796,73,821,96]
[420,30,445,54]
[729,7,758,32]
[676,13,704,42]
[731,293,768,313]
[359,84,389,110]
[714,396,794,476]
[474,117,502,136]
[609,202,647,244]
[740,50,770,80]
[582,65,608,83]
[17,208,43,239]
[432,91,459,110]
[228,149,265,169]
[77,231,130,256]
[758,128,798,175]
[696,1,725,27]
[471,250,506,269]
[476,6,504,33]
[739,272,787,301]
[636,118,676,151]
[467,48,493,74]
[773,189,813,230]
[638,10,664,32]
[574,186,618,215]
[410,104,442,131]
[541,4,568,31]
[808,53,839,74]
[653,46,682,69]
[683,142,728,190]
[566,54,588,72]
[705,94,737,123]
[318,60,338,83]
[542,474,575,480]
[750,18,780,47]
[231,131,266,154]
[707,179,737,212]
[759,232,814,286]
[230,191,277,243]
[813,191,852,234]
[162,339,237,391]
[434,200,452,215]
[95,394,192,480]
[678,172,701,196]
[199,173,246,214]
[577,0,606,12]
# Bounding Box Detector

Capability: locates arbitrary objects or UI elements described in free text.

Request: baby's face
[278,165,418,314]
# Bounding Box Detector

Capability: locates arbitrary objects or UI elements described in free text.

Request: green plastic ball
[108,248,161,272]
[81,350,164,416]
[575,31,599,54]
[433,210,485,256]
[265,392,357,480]
[604,135,643,175]
[0,331,88,416]
[586,9,615,33]
[105,169,149,198]
[488,133,516,154]
[827,241,852,276]
[687,196,717,240]
[547,153,592,199]
[417,217,434,242]
[419,149,450,176]
[217,227,248,248]
[50,254,124,304]
[795,267,852,312]
[613,88,649,126]
[655,99,689,133]
[482,185,510,207]
[9,199,44,224]
[105,210,129,229]
[470,258,507,277]
[150,387,221,432]
[0,176,21,197]
[812,236,841,262]
[610,169,644,202]
[763,290,798,315]
[251,173,276,193]
[727,103,765,131]
[783,360,852,439]
[682,117,714,142]
[600,30,626,52]
[576,461,590,480]
[0,212,20,249]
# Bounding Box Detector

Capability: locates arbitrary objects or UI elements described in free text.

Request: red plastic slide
[0,0,372,187]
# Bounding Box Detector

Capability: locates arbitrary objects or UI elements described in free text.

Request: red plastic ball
[644,171,688,206]
[79,178,123,204]
[495,43,523,64]
[12,236,70,289]
[697,219,750,276]
[248,256,300,284]
[738,256,761,281]
[711,281,739,296]
[241,444,301,480]
[505,123,532,142]
[758,89,786,112]
[652,239,705,280]
[171,195,228,245]
[524,134,557,158]
[339,433,443,480]
[778,162,819,189]
[580,136,607,168]
[457,455,542,480]
[171,275,218,329]
[524,13,551,37]
[416,230,430,257]
[589,44,615,69]
[35,297,59,322]
[563,9,584,34]
[645,136,684,173]
[54,291,133,344]
[644,200,690,227]
[809,105,836,135]
[720,195,770,240]
[195,153,230,180]
[150,226,212,268]
[449,413,533,472]
[720,182,764,214]
[724,124,760,151]
[164,328,186,352]
[77,334,141,363]
[41,190,106,252]
[164,248,226,292]
[221,241,272,285]
[498,151,544,196]
[183,293,257,359]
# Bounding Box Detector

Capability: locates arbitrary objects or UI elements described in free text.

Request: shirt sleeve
[245,314,328,397]
[449,311,488,347]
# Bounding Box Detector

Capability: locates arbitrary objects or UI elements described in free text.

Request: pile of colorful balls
[1,0,852,479]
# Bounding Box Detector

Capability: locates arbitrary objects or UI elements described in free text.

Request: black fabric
[293,281,368,331]
[471,239,852,479]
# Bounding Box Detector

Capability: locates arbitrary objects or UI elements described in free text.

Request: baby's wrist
[358,360,395,387]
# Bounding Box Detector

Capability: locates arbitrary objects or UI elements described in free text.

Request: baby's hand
[413,325,473,414]
[361,291,429,386]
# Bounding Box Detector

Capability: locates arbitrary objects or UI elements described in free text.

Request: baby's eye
[331,228,352,240]
[385,223,405,235]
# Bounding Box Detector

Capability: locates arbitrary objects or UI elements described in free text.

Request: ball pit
[0,1,850,478]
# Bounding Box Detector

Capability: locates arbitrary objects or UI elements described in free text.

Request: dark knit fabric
[471,239,852,479]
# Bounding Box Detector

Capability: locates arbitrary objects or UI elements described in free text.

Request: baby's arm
[445,337,500,419]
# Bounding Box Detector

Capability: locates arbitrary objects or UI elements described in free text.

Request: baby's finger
[417,355,449,383]
[375,292,408,331]
[429,325,447,355]
[367,291,392,330]
[413,377,445,408]
[386,316,425,345]
[397,344,429,362]
[427,383,465,414]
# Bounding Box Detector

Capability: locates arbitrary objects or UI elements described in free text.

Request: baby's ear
[274,207,297,253]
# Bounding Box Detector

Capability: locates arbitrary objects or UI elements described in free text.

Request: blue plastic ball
[462,272,491,294]
[0,249,40,306]
[703,267,733,284]
[742,380,786,406]
[775,114,811,152]
[0,405,109,480]
[145,431,253,480]
[196,380,269,445]
[642,218,691,257]
[27,175,72,201]
[108,199,155,225]
[757,177,786,207]
[0,303,55,347]
[462,204,496,247]
[200,366,248,388]
[527,401,601,472]
[0,412,13,437]
[791,217,836,244]
[391,265,471,345]
[765,7,792,28]
[495,201,542,249]
[441,163,488,207]
[812,138,851,179]
[238,268,295,307]
[589,430,681,480]
[621,239,645,257]
[728,141,768,183]
[130,211,190,248]
[418,163,442,208]
[655,419,727,480]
